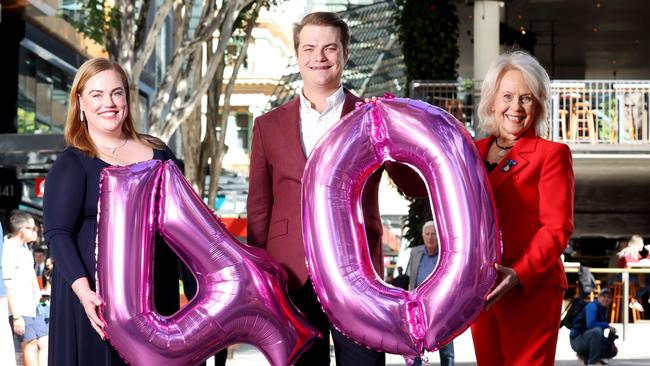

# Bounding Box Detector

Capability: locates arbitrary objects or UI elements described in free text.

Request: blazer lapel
[477,136,493,159]
[341,89,362,117]
[281,98,308,166]
[411,247,424,277]
[489,128,537,194]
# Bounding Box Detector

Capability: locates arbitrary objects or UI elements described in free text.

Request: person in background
[0,222,17,365]
[33,247,46,279]
[39,257,54,326]
[43,57,187,366]
[3,210,48,365]
[42,257,54,294]
[606,239,628,286]
[406,220,454,366]
[390,266,409,291]
[618,235,648,314]
[470,51,575,366]
[617,235,646,267]
[609,239,628,269]
[569,288,618,365]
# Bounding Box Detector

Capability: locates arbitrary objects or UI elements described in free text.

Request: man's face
[20,218,38,243]
[296,25,348,93]
[421,225,438,255]
[598,293,613,307]
[34,251,45,264]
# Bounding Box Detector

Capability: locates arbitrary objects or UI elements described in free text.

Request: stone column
[473,1,502,81]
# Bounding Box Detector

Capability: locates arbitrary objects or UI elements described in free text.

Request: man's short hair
[9,210,34,234]
[422,220,436,232]
[293,12,350,51]
[599,288,612,297]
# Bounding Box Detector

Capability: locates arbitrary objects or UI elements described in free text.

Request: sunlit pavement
[12,323,648,365]
[211,323,650,366]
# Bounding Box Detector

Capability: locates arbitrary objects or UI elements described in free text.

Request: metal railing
[410,80,482,137]
[565,266,650,340]
[410,80,650,144]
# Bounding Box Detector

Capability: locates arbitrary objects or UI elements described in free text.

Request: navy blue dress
[43,146,182,366]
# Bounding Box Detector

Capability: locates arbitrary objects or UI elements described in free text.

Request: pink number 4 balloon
[302,97,501,360]
[97,160,318,366]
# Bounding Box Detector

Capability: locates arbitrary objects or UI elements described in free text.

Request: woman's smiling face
[492,69,538,139]
[78,69,128,136]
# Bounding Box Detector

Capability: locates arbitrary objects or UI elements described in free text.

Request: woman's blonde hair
[477,51,551,137]
[64,57,164,157]
[618,234,645,260]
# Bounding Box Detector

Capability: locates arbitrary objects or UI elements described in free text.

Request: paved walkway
[12,324,649,365]
[214,323,650,366]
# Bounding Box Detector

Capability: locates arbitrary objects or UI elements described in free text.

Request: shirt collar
[299,86,345,113]
[426,250,439,258]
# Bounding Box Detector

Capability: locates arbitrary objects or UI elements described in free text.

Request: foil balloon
[302,96,500,360]
[97,160,318,366]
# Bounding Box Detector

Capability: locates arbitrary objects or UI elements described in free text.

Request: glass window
[16,46,74,135]
[35,57,53,133]
[17,48,37,134]
[60,0,84,25]
[51,69,68,131]
[235,113,250,151]
[139,93,149,133]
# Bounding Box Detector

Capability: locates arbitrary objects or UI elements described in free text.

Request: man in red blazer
[247,12,421,366]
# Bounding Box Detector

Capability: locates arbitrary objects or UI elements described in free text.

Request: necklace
[495,139,515,157]
[98,138,128,156]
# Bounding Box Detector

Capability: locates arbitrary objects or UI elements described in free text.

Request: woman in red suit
[470,51,574,366]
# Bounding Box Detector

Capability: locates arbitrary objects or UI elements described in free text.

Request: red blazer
[476,128,574,292]
[247,91,423,289]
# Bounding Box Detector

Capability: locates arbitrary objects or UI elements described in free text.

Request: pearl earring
[80,111,86,123]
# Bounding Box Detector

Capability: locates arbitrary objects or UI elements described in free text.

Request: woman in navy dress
[43,58,183,365]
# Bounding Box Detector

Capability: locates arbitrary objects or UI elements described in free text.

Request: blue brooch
[501,159,517,173]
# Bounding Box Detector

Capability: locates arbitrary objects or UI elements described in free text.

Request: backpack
[560,297,587,330]
[578,266,596,295]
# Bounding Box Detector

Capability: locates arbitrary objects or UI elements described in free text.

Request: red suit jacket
[476,128,574,291]
[247,91,422,289]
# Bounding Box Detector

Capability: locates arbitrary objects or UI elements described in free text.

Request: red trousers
[471,285,564,366]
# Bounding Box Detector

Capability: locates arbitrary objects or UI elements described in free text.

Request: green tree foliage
[64,0,122,55]
[394,0,459,88]
[401,198,433,247]
[394,0,459,246]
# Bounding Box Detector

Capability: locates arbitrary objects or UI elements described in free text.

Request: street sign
[0,167,22,209]
[35,177,45,198]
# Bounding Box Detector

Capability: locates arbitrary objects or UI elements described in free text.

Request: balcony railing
[410,79,650,144]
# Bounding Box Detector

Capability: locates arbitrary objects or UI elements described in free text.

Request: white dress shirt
[299,86,346,156]
[2,237,38,317]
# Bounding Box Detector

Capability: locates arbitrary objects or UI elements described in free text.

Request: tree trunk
[203,51,226,205]
[207,0,263,206]
[149,0,255,141]
[179,46,203,193]
[74,1,255,141]
[180,106,203,193]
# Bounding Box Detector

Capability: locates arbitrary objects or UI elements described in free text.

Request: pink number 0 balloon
[302,97,501,359]
[97,160,318,365]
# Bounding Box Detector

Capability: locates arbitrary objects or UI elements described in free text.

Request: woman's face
[78,69,128,136]
[492,69,538,139]
[46,257,54,270]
